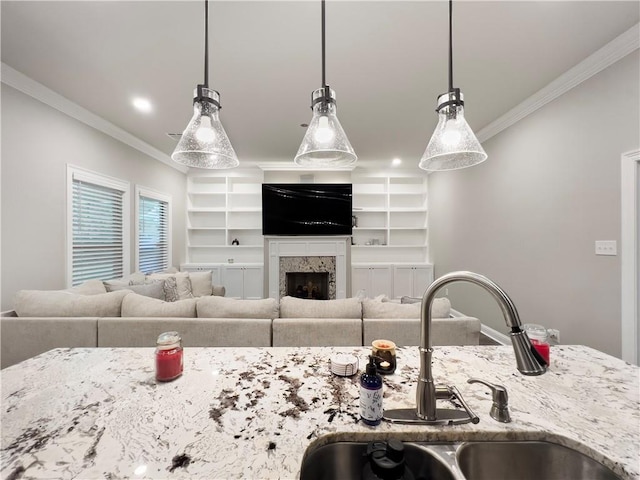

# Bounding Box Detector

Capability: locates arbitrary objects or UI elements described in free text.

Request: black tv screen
[262,183,352,236]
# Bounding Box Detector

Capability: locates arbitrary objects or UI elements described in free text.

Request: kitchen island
[1,345,638,479]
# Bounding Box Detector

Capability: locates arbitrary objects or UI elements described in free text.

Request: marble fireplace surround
[266,236,349,301]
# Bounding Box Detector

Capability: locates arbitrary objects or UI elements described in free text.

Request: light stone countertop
[1,345,638,479]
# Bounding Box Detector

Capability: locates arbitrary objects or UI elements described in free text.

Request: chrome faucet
[384,271,546,425]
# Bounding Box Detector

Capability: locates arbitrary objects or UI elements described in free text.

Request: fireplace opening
[286,272,329,300]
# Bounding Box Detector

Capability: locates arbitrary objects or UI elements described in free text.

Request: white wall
[428,52,639,358]
[1,84,187,310]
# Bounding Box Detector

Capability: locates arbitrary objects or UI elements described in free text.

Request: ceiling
[2,1,639,172]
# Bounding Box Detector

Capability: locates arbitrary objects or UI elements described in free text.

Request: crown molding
[477,23,640,144]
[257,161,356,172]
[1,63,188,174]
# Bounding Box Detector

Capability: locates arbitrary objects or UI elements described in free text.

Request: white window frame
[135,185,172,273]
[66,165,131,287]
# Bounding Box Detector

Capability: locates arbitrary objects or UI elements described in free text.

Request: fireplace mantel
[265,236,349,300]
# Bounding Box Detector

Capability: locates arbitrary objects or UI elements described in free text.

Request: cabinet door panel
[352,267,370,297]
[223,267,245,299]
[369,267,392,297]
[243,267,264,300]
[412,266,434,297]
[392,266,414,299]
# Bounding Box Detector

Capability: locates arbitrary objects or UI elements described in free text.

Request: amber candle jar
[155,331,183,382]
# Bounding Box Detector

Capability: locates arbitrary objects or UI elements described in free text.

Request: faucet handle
[467,378,511,423]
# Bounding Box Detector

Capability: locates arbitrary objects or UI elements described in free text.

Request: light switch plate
[595,240,617,256]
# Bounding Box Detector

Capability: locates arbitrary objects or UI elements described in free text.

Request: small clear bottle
[155,331,183,382]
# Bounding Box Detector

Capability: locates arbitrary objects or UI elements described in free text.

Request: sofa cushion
[189,270,213,297]
[98,317,271,348]
[212,285,226,297]
[106,281,165,300]
[363,297,451,319]
[148,272,193,300]
[121,293,196,317]
[363,317,480,346]
[197,296,278,319]
[13,290,129,317]
[272,318,362,347]
[279,296,362,319]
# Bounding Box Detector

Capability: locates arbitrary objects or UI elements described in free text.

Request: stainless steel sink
[457,441,621,480]
[300,439,622,480]
[299,441,456,480]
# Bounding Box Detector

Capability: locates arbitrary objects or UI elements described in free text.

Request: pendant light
[172,0,239,169]
[419,0,486,171]
[294,0,357,168]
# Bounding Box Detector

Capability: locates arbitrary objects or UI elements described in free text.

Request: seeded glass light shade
[295,88,357,168]
[419,92,487,172]
[172,88,239,169]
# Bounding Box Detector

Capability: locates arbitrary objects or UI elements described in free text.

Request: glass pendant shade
[419,92,487,172]
[295,88,357,168]
[172,88,239,169]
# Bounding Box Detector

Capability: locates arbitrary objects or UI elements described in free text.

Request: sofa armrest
[1,317,98,369]
[363,317,480,346]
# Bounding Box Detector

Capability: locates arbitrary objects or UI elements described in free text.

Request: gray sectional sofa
[1,276,481,369]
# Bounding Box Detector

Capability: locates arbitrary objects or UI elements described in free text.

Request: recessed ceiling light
[392,158,402,166]
[132,97,152,113]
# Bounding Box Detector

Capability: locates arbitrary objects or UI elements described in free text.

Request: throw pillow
[197,296,278,319]
[13,290,129,317]
[121,293,196,317]
[189,270,213,297]
[107,281,165,300]
[279,296,362,319]
[148,272,194,300]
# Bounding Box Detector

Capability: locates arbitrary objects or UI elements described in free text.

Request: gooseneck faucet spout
[416,271,547,421]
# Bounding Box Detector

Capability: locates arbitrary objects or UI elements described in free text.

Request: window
[136,186,171,274]
[67,166,130,286]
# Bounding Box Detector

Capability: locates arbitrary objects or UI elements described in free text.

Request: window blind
[72,179,125,286]
[138,195,169,274]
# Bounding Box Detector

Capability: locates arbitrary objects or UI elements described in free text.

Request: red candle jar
[155,331,183,382]
[524,324,550,365]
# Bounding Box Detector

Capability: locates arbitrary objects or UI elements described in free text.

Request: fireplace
[286,272,329,300]
[278,256,336,300]
[266,236,349,300]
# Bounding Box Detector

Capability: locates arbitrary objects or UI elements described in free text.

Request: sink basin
[300,440,622,480]
[457,441,621,480]
[299,441,456,480]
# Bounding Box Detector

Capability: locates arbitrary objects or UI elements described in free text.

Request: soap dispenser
[360,355,383,426]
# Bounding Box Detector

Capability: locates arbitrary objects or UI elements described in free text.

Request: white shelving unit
[351,173,428,264]
[186,171,264,264]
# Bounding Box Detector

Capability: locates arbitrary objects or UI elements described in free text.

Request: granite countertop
[1,345,638,479]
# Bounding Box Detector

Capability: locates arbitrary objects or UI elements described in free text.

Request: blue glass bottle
[359,355,383,426]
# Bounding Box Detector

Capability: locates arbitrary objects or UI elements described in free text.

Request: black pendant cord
[448,0,453,93]
[321,0,326,89]
[204,0,209,88]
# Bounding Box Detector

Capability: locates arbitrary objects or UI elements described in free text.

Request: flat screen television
[262,183,352,236]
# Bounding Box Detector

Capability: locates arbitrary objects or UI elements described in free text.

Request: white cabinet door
[243,266,264,300]
[223,266,245,299]
[352,265,392,298]
[411,265,434,297]
[392,266,414,299]
[222,265,263,299]
[352,266,371,296]
[392,264,434,298]
[369,266,392,297]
